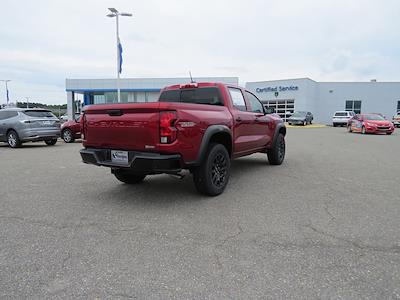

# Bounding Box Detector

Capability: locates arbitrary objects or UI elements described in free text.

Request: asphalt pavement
[0,127,399,299]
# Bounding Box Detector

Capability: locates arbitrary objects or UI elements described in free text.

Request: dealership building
[246,78,400,123]
[66,77,400,124]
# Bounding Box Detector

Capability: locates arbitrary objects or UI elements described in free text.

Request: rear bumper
[20,128,60,142]
[332,118,350,125]
[80,148,182,174]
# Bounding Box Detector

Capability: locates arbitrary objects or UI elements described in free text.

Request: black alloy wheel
[211,152,228,189]
[193,143,231,196]
[267,133,285,165]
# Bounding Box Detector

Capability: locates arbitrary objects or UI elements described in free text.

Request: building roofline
[247,77,400,84]
[66,76,239,81]
[246,77,317,84]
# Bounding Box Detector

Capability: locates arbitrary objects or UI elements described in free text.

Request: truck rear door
[83,103,160,151]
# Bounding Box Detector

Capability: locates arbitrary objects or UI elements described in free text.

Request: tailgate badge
[145,145,155,149]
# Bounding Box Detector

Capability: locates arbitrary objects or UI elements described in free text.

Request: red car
[80,82,286,196]
[61,115,82,143]
[348,114,395,135]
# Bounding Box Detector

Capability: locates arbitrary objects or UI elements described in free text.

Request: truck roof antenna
[189,71,195,83]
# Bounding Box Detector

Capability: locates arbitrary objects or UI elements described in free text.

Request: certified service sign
[256,86,299,93]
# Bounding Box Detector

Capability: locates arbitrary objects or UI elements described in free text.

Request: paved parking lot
[0,127,399,299]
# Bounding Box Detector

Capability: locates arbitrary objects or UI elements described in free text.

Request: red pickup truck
[80,82,286,196]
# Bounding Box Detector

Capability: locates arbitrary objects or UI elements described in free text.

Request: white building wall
[316,82,400,124]
[247,79,400,124]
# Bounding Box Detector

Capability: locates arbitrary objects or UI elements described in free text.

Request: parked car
[80,82,286,196]
[332,111,355,127]
[348,113,395,135]
[0,108,60,148]
[392,112,400,128]
[61,114,82,143]
[60,114,69,122]
[287,111,313,126]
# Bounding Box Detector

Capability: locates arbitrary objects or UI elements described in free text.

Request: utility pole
[26,97,29,108]
[107,8,132,103]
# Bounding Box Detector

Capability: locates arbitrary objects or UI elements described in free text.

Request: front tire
[267,133,285,165]
[45,138,57,146]
[113,170,146,184]
[333,123,337,127]
[62,129,74,143]
[7,130,22,148]
[387,132,392,135]
[193,143,230,196]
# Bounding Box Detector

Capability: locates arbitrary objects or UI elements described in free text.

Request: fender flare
[187,125,232,166]
[271,122,286,147]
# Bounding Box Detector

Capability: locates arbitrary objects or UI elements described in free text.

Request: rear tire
[45,138,57,146]
[193,143,230,196]
[62,129,75,143]
[7,130,22,148]
[333,123,337,127]
[267,133,285,165]
[113,170,146,184]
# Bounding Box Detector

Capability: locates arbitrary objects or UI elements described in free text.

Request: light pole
[0,80,11,106]
[107,8,132,103]
[26,97,29,108]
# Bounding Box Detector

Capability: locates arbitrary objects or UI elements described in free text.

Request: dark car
[0,108,60,148]
[287,111,313,126]
[61,114,82,143]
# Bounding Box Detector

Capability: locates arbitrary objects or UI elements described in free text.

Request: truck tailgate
[83,103,160,151]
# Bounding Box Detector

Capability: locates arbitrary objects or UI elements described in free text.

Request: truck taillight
[160,111,177,144]
[81,113,86,139]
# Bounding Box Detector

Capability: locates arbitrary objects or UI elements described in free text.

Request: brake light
[81,113,86,139]
[179,83,198,89]
[160,111,177,144]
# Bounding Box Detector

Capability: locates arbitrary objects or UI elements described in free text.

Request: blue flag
[118,39,123,74]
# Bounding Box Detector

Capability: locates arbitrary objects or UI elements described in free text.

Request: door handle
[255,117,260,122]
[236,117,242,122]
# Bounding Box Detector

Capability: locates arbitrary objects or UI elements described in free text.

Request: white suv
[332,111,355,127]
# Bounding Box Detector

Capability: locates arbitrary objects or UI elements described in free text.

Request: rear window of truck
[159,87,223,106]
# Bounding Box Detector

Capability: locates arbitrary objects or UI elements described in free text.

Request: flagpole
[0,80,11,106]
[107,8,131,104]
[116,13,120,103]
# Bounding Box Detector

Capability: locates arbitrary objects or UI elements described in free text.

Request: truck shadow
[99,155,270,205]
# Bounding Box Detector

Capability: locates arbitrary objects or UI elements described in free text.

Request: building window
[345,100,361,114]
[261,99,294,121]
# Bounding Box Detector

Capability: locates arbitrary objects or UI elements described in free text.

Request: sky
[1,0,400,105]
